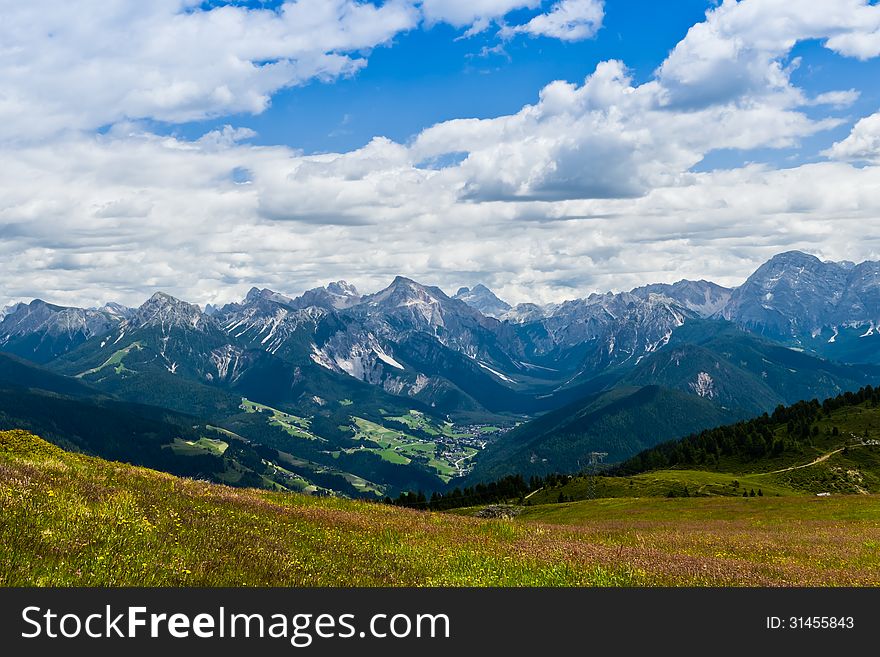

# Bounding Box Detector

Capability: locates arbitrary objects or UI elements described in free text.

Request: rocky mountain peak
[366,276,448,308]
[719,251,879,337]
[631,279,732,318]
[132,292,212,332]
[289,281,361,311]
[453,284,511,318]
[97,302,135,321]
[326,280,359,298]
[243,287,295,306]
[1,299,61,330]
[244,287,265,303]
[0,298,121,363]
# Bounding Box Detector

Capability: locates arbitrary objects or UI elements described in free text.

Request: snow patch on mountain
[478,361,516,383]
[310,332,402,384]
[310,344,337,371]
[374,346,404,370]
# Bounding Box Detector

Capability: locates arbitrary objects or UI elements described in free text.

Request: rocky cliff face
[719,251,880,340]
[0,299,122,363]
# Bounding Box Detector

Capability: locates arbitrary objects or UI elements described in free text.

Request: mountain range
[1,250,879,488]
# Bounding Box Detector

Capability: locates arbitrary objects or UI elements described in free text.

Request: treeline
[388,473,572,510]
[615,385,880,475]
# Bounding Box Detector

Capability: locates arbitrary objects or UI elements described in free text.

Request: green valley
[346,411,486,482]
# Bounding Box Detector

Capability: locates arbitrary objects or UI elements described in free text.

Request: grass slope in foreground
[2,430,880,587]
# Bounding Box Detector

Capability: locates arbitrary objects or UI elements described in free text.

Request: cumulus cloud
[657,0,880,108]
[409,59,841,201]
[503,0,604,42]
[420,0,541,27]
[0,1,613,142]
[3,124,880,309]
[825,111,880,163]
[3,0,880,310]
[0,0,421,141]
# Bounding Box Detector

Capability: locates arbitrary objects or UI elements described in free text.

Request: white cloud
[504,0,604,42]
[3,122,880,310]
[807,89,860,109]
[825,111,880,163]
[419,1,540,27]
[0,1,613,143]
[408,58,838,201]
[657,0,880,108]
[3,0,880,310]
[0,0,420,140]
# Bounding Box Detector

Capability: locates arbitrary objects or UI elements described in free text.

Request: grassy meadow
[524,468,800,504]
[2,429,880,587]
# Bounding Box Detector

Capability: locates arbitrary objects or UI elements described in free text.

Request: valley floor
[2,430,879,587]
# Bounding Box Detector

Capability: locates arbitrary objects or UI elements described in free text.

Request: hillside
[0,351,101,399]
[468,385,736,480]
[2,429,879,587]
[465,321,879,481]
[621,320,880,416]
[2,347,495,496]
[618,386,880,479]
[522,386,880,504]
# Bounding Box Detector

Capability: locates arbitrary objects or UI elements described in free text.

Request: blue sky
[168,1,710,150]
[2,0,880,308]
[166,1,880,168]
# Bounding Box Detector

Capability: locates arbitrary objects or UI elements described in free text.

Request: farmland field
[167,437,229,457]
[75,342,142,378]
[348,412,484,481]
[240,397,323,441]
[238,401,486,482]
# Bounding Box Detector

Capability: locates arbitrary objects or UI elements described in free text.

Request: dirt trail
[768,448,845,474]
